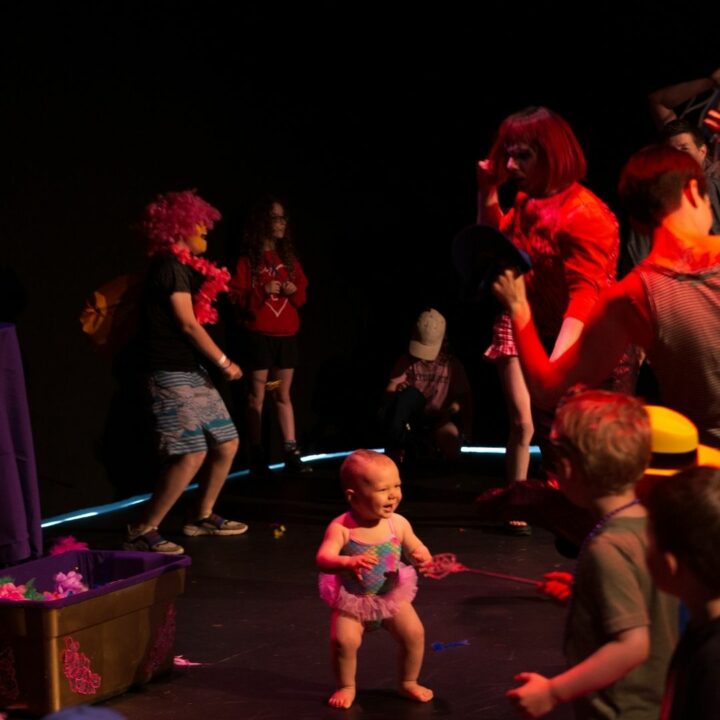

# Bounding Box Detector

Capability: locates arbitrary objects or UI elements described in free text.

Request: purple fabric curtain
[0,323,42,564]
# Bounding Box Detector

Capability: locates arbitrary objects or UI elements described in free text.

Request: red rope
[425,553,541,587]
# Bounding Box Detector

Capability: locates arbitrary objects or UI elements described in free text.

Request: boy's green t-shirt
[565,515,679,720]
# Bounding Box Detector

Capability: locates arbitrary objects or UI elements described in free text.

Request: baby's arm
[316,519,378,579]
[395,515,432,574]
[506,625,649,717]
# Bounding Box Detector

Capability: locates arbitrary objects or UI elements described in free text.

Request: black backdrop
[2,2,717,515]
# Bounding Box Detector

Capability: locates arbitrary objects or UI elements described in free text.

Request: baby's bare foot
[328,685,356,708]
[399,680,433,702]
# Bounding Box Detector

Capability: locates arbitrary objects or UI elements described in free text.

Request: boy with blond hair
[507,389,678,719]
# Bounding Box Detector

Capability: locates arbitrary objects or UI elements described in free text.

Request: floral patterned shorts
[148,369,238,456]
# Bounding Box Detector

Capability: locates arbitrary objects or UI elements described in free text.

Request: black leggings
[378,387,429,452]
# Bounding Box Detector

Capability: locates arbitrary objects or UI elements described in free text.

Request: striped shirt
[640,262,720,447]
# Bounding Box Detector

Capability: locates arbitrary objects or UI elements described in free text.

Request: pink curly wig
[142,189,222,253]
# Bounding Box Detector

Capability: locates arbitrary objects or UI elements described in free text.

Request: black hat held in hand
[452,224,531,302]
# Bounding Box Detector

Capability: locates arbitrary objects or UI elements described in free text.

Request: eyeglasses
[271,214,288,223]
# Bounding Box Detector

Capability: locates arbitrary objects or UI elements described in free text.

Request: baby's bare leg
[384,602,433,702]
[328,610,364,708]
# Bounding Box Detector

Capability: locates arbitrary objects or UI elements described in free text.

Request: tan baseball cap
[408,309,446,361]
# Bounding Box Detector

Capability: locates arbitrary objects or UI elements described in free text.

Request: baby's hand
[410,545,433,575]
[345,553,377,580]
[506,672,558,718]
[538,571,573,606]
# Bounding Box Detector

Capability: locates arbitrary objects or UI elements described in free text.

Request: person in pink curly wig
[124,190,248,554]
[143,189,222,250]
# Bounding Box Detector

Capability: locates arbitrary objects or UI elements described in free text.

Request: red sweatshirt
[231,250,308,336]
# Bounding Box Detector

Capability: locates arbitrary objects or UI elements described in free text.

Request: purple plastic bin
[0,550,191,715]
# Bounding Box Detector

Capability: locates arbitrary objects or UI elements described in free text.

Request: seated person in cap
[379,309,472,465]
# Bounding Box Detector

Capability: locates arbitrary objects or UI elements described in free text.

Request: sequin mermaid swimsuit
[318,515,418,622]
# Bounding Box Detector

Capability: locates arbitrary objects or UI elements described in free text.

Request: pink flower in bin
[0,571,89,602]
[0,584,26,601]
[54,571,88,597]
[48,535,89,556]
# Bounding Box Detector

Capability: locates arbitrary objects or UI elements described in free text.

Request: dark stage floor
[30,455,576,720]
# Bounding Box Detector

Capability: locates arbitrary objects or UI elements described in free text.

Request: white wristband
[217,353,228,368]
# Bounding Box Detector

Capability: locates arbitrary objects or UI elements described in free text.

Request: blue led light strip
[40,445,540,528]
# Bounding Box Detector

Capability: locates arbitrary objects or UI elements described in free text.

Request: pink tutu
[318,564,418,622]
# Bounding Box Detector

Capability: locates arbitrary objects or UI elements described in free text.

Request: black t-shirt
[138,253,204,372]
[664,615,720,720]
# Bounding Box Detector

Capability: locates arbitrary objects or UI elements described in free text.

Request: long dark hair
[243,194,297,278]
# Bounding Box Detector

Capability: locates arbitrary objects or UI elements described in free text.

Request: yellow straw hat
[645,405,720,476]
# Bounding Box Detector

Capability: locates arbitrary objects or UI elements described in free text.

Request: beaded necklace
[564,497,641,636]
[574,497,642,580]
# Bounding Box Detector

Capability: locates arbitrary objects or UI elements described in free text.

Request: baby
[316,449,434,708]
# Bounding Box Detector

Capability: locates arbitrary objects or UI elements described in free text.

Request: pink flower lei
[165,243,230,326]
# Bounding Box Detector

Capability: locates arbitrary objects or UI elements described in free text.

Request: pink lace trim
[318,564,418,621]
